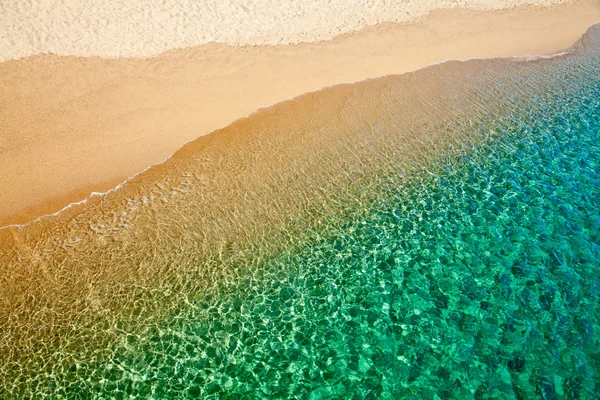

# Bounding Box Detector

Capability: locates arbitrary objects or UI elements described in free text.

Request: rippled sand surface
[1,23,599,398]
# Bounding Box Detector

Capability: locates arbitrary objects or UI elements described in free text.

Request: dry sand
[1,0,600,227]
[0,0,571,62]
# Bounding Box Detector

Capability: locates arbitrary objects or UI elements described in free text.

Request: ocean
[1,25,599,399]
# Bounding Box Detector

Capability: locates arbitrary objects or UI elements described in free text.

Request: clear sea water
[1,26,599,399]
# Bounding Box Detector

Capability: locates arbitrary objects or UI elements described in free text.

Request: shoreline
[0,47,579,233]
[1,0,599,228]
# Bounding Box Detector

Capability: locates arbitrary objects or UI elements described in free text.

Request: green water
[2,27,600,400]
[97,46,599,399]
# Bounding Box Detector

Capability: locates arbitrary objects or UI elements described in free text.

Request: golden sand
[1,0,599,227]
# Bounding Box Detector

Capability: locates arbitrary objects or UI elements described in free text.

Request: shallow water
[1,26,599,399]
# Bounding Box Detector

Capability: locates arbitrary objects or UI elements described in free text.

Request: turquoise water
[1,27,600,400]
[96,40,599,398]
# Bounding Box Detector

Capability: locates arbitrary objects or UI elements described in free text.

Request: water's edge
[0,23,586,234]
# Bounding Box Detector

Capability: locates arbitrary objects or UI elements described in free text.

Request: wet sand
[1,0,599,227]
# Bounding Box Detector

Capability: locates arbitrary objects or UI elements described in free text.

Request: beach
[2,1,600,396]
[2,21,600,397]
[1,0,599,227]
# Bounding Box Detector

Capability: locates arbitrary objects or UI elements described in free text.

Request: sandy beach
[2,1,600,396]
[1,0,599,227]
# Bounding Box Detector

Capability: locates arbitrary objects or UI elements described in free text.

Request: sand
[0,0,570,62]
[1,0,600,227]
